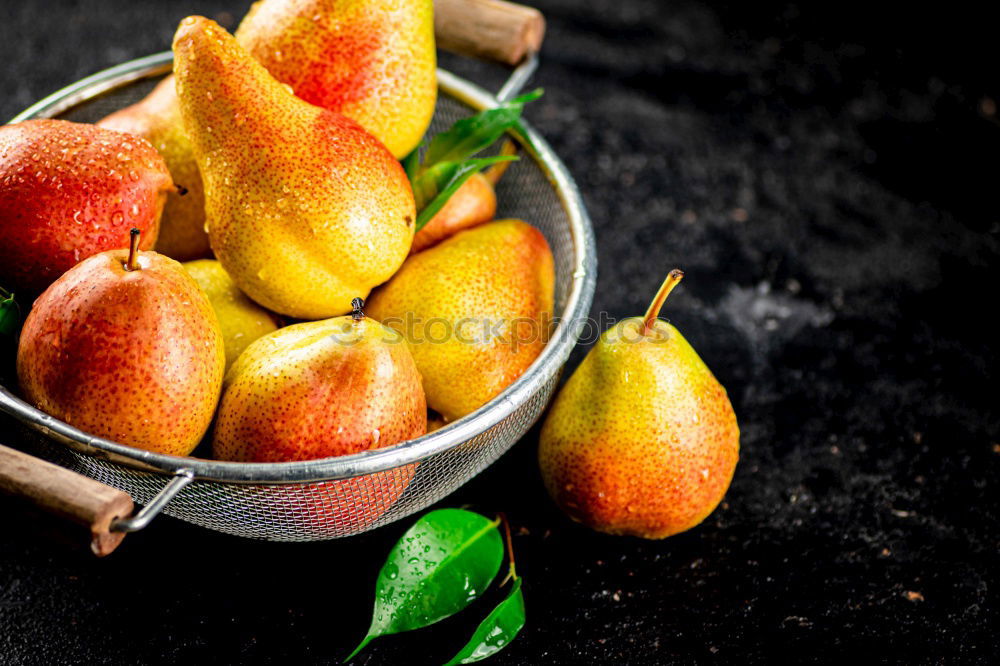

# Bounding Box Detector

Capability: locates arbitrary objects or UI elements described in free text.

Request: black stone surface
[1,1,998,664]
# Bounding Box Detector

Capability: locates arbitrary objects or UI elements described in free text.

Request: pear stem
[351,297,365,321]
[498,512,518,586]
[125,228,141,272]
[641,269,684,336]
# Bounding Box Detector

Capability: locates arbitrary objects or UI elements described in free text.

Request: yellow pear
[183,259,280,369]
[99,76,209,261]
[173,17,415,319]
[366,219,554,421]
[538,271,740,539]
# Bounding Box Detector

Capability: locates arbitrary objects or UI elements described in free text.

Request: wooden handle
[435,0,546,66]
[0,443,134,556]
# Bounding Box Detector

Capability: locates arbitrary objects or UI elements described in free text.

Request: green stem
[343,635,373,663]
[498,513,518,586]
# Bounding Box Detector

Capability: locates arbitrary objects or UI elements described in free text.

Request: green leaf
[404,89,542,232]
[423,89,543,167]
[413,156,517,230]
[402,147,421,182]
[0,289,19,337]
[346,509,504,662]
[441,578,526,666]
[411,160,461,212]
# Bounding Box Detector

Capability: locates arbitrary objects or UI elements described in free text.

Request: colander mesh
[16,76,573,541]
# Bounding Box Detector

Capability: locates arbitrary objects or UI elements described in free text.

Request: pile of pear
[1,6,555,480]
[99,0,437,261]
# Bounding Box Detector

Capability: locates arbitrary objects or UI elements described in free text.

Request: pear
[99,76,209,261]
[17,229,225,456]
[183,259,280,370]
[366,219,554,422]
[236,0,437,159]
[0,119,171,295]
[213,299,426,462]
[538,270,740,539]
[173,17,416,319]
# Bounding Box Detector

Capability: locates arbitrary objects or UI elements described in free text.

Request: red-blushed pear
[0,119,171,295]
[173,17,415,319]
[538,270,740,539]
[212,298,427,463]
[212,300,425,530]
[235,0,437,159]
[17,229,225,456]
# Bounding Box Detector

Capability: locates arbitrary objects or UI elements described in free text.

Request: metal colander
[0,52,596,541]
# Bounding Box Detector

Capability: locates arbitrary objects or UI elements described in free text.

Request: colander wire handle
[111,468,194,533]
[435,0,545,101]
[497,52,539,103]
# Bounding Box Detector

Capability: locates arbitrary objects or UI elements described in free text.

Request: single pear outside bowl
[539,270,740,539]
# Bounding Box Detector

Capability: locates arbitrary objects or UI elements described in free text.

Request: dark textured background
[1,1,998,664]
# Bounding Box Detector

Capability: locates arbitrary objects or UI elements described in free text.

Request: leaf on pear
[405,90,543,228]
[422,89,543,167]
[345,509,504,662]
[441,578,526,666]
[414,156,517,231]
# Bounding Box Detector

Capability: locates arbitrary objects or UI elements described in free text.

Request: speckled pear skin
[182,259,280,370]
[99,76,209,262]
[213,316,427,462]
[538,319,740,539]
[235,0,436,158]
[173,17,416,319]
[0,119,170,295]
[410,172,496,254]
[366,219,555,422]
[16,249,226,456]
